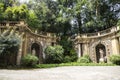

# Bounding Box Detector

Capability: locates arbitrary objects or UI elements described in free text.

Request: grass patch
[35,62,116,68]
[35,64,59,68]
[0,62,116,69]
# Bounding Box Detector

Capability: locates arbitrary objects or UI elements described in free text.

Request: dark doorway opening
[96,44,106,63]
[31,43,43,63]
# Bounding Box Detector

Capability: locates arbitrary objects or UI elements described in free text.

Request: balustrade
[77,26,119,38]
[0,21,119,38]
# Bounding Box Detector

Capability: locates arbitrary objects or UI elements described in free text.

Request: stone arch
[90,40,108,62]
[31,42,43,63]
[95,44,106,63]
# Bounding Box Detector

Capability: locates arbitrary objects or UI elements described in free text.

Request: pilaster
[111,37,120,55]
[16,40,23,66]
[78,44,81,57]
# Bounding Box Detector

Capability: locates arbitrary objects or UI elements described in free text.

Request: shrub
[117,20,120,26]
[84,54,92,62]
[63,56,71,63]
[44,45,64,64]
[59,36,78,63]
[78,57,90,63]
[21,54,39,67]
[69,49,78,62]
[109,55,120,65]
[77,54,91,63]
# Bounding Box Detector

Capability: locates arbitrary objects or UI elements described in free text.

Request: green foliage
[5,4,28,21]
[117,20,120,26]
[70,49,78,61]
[26,10,40,29]
[77,54,91,63]
[0,28,21,65]
[0,28,21,55]
[0,2,28,21]
[63,56,71,63]
[1,0,119,34]
[21,54,39,67]
[59,36,78,63]
[109,55,120,65]
[83,54,91,61]
[26,0,120,34]
[63,50,78,63]
[35,62,115,68]
[44,45,64,64]
[31,1,56,32]
[5,7,13,20]
[0,3,5,21]
[0,3,4,12]
[78,57,90,63]
[36,64,59,68]
[0,0,119,34]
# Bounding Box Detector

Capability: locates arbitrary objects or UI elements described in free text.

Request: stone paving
[0,66,120,80]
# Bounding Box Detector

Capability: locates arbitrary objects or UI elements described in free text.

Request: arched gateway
[96,44,106,63]
[74,26,120,63]
[0,21,120,64]
[31,43,43,63]
[0,21,57,65]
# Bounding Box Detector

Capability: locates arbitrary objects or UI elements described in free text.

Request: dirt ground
[0,66,120,80]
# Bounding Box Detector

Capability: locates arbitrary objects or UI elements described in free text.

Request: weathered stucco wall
[74,26,120,63]
[0,21,57,65]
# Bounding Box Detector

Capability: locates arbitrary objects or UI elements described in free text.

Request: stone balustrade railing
[0,21,56,37]
[0,21,22,26]
[1,21,118,38]
[78,26,119,38]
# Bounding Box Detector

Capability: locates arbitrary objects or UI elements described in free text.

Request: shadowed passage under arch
[96,44,107,63]
[31,43,43,63]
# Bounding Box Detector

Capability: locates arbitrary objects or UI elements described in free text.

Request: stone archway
[31,43,43,63]
[95,44,106,63]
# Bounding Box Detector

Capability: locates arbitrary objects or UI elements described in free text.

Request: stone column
[84,43,89,55]
[16,33,24,66]
[0,28,1,34]
[16,40,23,66]
[6,23,9,26]
[111,37,120,55]
[78,44,82,57]
[119,37,120,53]
[23,34,28,56]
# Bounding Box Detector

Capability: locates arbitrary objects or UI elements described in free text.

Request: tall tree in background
[1,0,119,33]
[80,0,120,33]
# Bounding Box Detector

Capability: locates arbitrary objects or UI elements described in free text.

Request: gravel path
[0,66,120,80]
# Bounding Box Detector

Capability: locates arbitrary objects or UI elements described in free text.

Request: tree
[0,3,5,21]
[79,0,120,33]
[5,6,13,20]
[26,10,40,29]
[4,4,28,21]
[0,27,21,65]
[12,4,28,20]
[59,36,78,62]
[33,0,57,32]
[27,0,78,34]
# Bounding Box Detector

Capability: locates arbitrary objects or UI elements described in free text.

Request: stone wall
[74,26,120,63]
[0,21,57,65]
